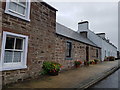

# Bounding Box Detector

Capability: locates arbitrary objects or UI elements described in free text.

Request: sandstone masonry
[1,1,101,85]
[1,1,56,84]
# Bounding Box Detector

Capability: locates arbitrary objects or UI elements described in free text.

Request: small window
[66,41,72,58]
[5,0,31,21]
[108,51,110,56]
[105,50,106,57]
[0,32,28,71]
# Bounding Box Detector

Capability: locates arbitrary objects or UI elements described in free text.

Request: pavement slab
[5,60,120,88]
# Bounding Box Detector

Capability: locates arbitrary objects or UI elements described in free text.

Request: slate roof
[56,23,100,48]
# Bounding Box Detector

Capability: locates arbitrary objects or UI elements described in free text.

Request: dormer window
[5,0,31,21]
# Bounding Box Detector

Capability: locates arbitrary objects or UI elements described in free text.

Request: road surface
[89,68,120,88]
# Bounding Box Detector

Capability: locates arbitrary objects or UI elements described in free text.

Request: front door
[86,46,89,61]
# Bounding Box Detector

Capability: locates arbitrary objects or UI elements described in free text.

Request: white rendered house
[77,21,117,61]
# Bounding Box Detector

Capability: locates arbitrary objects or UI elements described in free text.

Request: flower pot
[95,62,97,64]
[75,65,80,68]
[48,71,59,76]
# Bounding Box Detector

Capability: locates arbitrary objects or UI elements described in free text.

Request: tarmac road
[90,68,120,88]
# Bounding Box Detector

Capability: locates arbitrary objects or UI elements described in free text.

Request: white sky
[44,0,118,48]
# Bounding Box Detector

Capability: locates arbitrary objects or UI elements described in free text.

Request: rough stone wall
[1,2,56,84]
[55,35,101,69]
[89,46,101,60]
[0,1,2,89]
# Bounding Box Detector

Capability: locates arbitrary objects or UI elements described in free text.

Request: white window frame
[0,31,28,71]
[5,0,31,21]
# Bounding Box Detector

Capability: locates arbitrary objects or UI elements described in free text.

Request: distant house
[77,21,117,61]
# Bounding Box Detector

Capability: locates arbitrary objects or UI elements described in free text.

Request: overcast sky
[44,1,118,48]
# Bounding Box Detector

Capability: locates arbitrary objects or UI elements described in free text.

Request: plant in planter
[84,60,90,66]
[74,60,82,68]
[89,60,95,64]
[104,56,109,61]
[94,59,99,64]
[42,61,62,76]
[108,56,115,61]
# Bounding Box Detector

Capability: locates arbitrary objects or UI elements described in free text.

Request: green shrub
[104,56,115,61]
[42,61,62,75]
[108,56,115,61]
[94,59,99,62]
[89,60,95,64]
[74,60,82,66]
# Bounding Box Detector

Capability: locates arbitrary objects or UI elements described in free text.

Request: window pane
[66,42,72,57]
[5,37,15,49]
[9,2,17,12]
[11,0,18,2]
[4,51,13,63]
[15,38,23,50]
[17,5,25,15]
[13,51,21,62]
[19,0,26,6]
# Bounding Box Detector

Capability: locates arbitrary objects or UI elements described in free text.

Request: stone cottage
[1,1,57,84]
[55,23,101,69]
[0,0,101,85]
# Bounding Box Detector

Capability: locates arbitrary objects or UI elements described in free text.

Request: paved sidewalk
[7,60,119,88]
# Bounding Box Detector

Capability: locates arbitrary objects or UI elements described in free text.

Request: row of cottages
[0,0,116,85]
[56,23,101,65]
[77,21,117,61]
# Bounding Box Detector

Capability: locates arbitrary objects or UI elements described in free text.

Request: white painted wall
[78,22,117,61]
[102,40,117,59]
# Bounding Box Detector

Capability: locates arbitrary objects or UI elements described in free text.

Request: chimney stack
[78,21,89,33]
[80,31,88,38]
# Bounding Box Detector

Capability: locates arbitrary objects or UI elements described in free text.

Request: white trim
[0,31,28,71]
[0,65,27,71]
[5,0,31,22]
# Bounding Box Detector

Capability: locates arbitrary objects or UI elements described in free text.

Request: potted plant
[42,61,62,76]
[108,56,115,61]
[89,60,95,64]
[84,60,90,66]
[74,60,82,68]
[104,56,109,61]
[94,59,99,64]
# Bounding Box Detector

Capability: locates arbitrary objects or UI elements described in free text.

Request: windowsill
[0,65,27,71]
[5,10,30,22]
[65,57,73,60]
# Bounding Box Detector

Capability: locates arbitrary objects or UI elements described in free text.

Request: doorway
[86,46,89,61]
